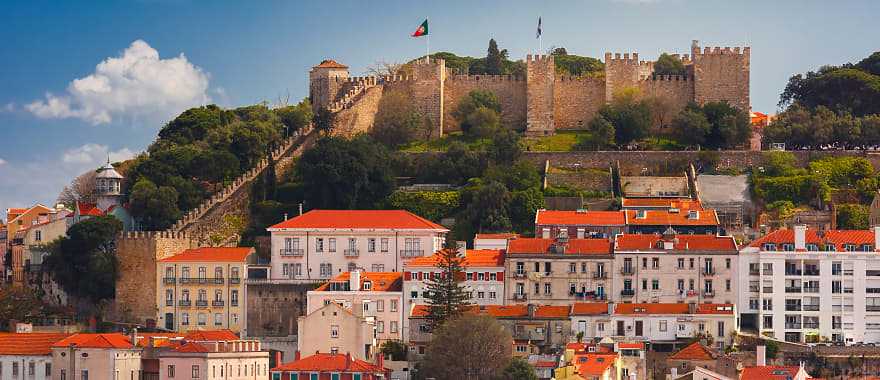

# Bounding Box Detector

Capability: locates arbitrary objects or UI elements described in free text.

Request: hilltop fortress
[309,40,750,136]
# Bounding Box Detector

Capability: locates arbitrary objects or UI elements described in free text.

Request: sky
[1,0,878,219]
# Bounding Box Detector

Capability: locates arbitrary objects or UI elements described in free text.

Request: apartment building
[270,352,389,380]
[535,209,626,239]
[51,334,142,380]
[620,198,703,212]
[403,248,505,309]
[306,271,403,346]
[267,210,448,281]
[157,336,269,380]
[612,230,739,304]
[738,225,880,344]
[624,208,720,235]
[156,247,254,333]
[473,233,518,250]
[505,234,614,306]
[296,302,376,361]
[0,332,71,380]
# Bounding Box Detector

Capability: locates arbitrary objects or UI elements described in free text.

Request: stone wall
[410,60,446,137]
[553,76,605,130]
[693,46,750,111]
[444,75,527,132]
[604,52,643,100]
[546,170,613,192]
[331,85,384,137]
[525,55,556,136]
[246,283,312,337]
[637,75,694,117]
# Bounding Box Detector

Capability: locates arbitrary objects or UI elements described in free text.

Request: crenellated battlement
[604,52,640,65]
[555,75,604,83]
[698,46,749,56]
[526,54,554,64]
[644,74,691,81]
[118,231,189,240]
[450,74,524,82]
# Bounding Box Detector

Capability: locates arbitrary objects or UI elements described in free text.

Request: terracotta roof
[410,304,569,318]
[184,330,239,341]
[574,353,618,376]
[615,234,737,251]
[315,272,402,292]
[507,238,612,255]
[669,341,716,361]
[51,333,133,349]
[536,210,626,226]
[405,249,504,268]
[273,353,385,373]
[534,360,557,368]
[534,305,571,318]
[748,229,878,252]
[0,333,72,355]
[268,210,447,231]
[7,208,27,215]
[621,198,703,210]
[618,342,645,350]
[571,303,609,316]
[695,304,736,315]
[615,303,689,315]
[77,202,104,217]
[626,209,719,226]
[475,233,519,239]
[313,60,349,69]
[159,247,254,263]
[740,366,809,380]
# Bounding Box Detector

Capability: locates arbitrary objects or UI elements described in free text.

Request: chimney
[794,225,807,251]
[283,213,288,221]
[349,269,362,291]
[130,327,138,348]
[298,203,303,216]
[295,350,301,361]
[576,228,585,239]
[274,351,282,366]
[874,226,880,250]
[670,367,678,378]
[456,241,467,257]
[345,352,352,369]
[756,345,766,366]
[542,228,550,239]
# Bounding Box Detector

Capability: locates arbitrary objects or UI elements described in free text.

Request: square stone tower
[691,42,750,111]
[309,60,350,112]
[525,54,555,136]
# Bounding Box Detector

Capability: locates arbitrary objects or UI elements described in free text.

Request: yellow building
[156,247,255,333]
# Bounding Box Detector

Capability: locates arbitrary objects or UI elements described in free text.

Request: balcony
[803,322,819,329]
[703,291,715,298]
[344,249,359,258]
[178,300,191,307]
[749,285,760,292]
[621,289,635,297]
[514,271,526,279]
[703,268,716,276]
[803,286,819,293]
[785,323,802,329]
[229,277,241,284]
[763,269,774,275]
[804,269,820,276]
[400,249,424,258]
[195,300,208,307]
[165,300,174,306]
[785,287,802,293]
[803,305,820,311]
[513,293,527,301]
[763,287,774,293]
[749,269,760,276]
[785,305,802,312]
[592,272,607,280]
[231,300,239,307]
[162,277,176,285]
[620,268,634,276]
[785,270,802,276]
[867,306,880,312]
[212,300,225,307]
[279,248,304,257]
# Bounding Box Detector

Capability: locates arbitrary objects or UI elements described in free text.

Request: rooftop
[272,353,385,373]
[615,234,737,251]
[52,333,133,349]
[507,238,613,255]
[696,175,750,204]
[614,303,735,315]
[474,233,519,239]
[620,176,690,197]
[315,272,403,292]
[313,60,349,69]
[748,228,878,252]
[571,303,610,316]
[625,209,719,226]
[77,202,104,217]
[159,247,254,263]
[0,333,72,355]
[621,198,703,210]
[739,366,810,380]
[668,341,716,361]
[410,304,572,319]
[268,210,447,231]
[405,249,504,268]
[536,210,626,226]
[574,353,618,376]
[183,329,239,341]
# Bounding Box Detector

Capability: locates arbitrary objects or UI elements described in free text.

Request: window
[192,366,200,379]
[377,300,384,312]
[215,267,223,279]
[231,290,239,306]
[726,279,731,291]
[45,363,51,377]
[348,262,357,272]
[597,322,605,332]
[652,279,659,290]
[717,321,725,337]
[544,262,551,274]
[652,257,659,269]
[61,370,66,380]
[534,262,540,272]
[320,263,333,277]
[35,230,42,241]
[490,272,497,280]
[642,258,648,269]
[13,363,18,376]
[329,238,337,252]
[642,279,648,290]
[182,266,190,279]
[534,283,540,295]
[763,299,773,311]
[677,258,685,269]
[198,289,207,302]
[168,365,175,378]
[215,289,222,301]
[677,279,685,291]
[214,313,222,326]
[182,312,190,325]
[368,238,376,252]
[763,315,773,329]
[198,313,207,326]
[293,263,302,276]
[478,291,485,299]
[489,291,497,299]
[391,321,399,333]
[231,267,240,279]
[82,370,89,380]
[331,325,339,338]
[166,290,173,305]
[381,238,389,252]
[581,262,588,273]
[377,321,385,333]
[282,264,290,276]
[371,264,384,272]
[659,320,668,332]
[569,263,577,273]
[316,238,324,252]
[198,266,206,279]
[624,279,632,291]
[544,283,551,295]
[689,258,695,269]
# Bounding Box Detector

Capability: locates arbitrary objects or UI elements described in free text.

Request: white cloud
[0,158,6,165]
[62,143,136,165]
[26,40,211,125]
[2,103,13,112]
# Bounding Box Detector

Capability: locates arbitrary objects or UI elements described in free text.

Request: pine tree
[425,245,472,327]
[487,39,503,75]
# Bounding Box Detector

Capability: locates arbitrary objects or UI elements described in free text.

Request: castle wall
[330,85,384,137]
[693,47,750,111]
[637,75,695,117]
[553,76,606,130]
[443,75,527,132]
[604,53,643,100]
[410,61,445,137]
[245,283,311,338]
[526,55,556,136]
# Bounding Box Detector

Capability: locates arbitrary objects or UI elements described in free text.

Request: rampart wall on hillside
[444,75,527,132]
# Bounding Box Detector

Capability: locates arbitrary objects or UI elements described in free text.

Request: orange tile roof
[534,360,557,368]
[615,234,737,251]
[7,208,27,215]
[695,304,736,315]
[0,333,72,355]
[184,330,239,341]
[669,341,715,361]
[621,198,703,210]
[534,305,571,318]
[617,342,645,350]
[51,333,133,349]
[571,303,609,316]
[740,366,809,380]
[273,353,386,373]
[574,353,618,376]
[313,60,349,69]
[626,209,719,226]
[315,272,402,292]
[615,303,689,315]
[77,202,104,217]
[410,304,570,319]
[507,238,612,255]
[268,210,447,230]
[405,249,504,268]
[475,233,519,239]
[174,342,211,353]
[159,247,254,263]
[536,210,626,226]
[748,229,878,252]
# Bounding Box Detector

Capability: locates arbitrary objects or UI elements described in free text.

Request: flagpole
[426,16,430,64]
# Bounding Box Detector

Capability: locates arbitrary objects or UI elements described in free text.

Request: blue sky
[1,0,878,218]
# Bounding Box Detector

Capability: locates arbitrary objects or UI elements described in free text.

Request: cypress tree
[487,39,503,75]
[425,245,473,327]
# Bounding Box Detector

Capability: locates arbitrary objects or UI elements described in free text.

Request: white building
[0,333,70,380]
[296,302,377,361]
[267,210,448,281]
[157,337,268,380]
[473,233,518,250]
[51,333,142,380]
[306,271,404,346]
[738,225,880,344]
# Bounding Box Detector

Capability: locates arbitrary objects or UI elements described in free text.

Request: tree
[459,181,512,234]
[509,187,545,234]
[600,88,652,145]
[464,107,500,138]
[57,170,98,208]
[313,107,335,135]
[425,247,473,327]
[43,216,123,305]
[671,108,711,147]
[837,204,870,230]
[0,287,45,327]
[765,340,780,359]
[553,53,604,77]
[295,135,395,209]
[585,115,616,150]
[502,357,538,380]
[275,99,313,136]
[701,102,751,149]
[418,314,513,380]
[762,151,800,177]
[653,53,686,76]
[380,340,408,361]
[417,142,487,185]
[128,179,182,230]
[453,90,502,135]
[780,54,880,117]
[486,39,506,75]
[371,90,424,148]
[488,129,522,163]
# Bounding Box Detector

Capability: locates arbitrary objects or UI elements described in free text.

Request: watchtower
[309,59,350,112]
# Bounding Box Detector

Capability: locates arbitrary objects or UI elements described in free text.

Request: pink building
[270,352,388,380]
[156,332,269,380]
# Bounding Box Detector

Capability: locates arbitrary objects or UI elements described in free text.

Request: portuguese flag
[412,19,428,37]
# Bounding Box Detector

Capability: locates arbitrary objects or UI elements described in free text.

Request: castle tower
[691,42,750,111]
[410,58,446,138]
[309,59,350,112]
[525,54,555,136]
[95,159,123,211]
[603,52,641,101]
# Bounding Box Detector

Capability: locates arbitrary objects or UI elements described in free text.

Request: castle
[309,40,750,136]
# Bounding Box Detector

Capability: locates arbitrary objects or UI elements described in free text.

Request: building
[612,230,739,304]
[306,271,403,346]
[0,332,71,380]
[403,248,505,310]
[739,365,813,380]
[666,341,738,380]
[738,226,880,344]
[624,209,720,235]
[620,198,703,212]
[156,334,269,380]
[621,176,692,198]
[5,204,55,285]
[51,333,142,380]
[17,210,71,305]
[695,175,753,231]
[474,233,518,250]
[270,352,389,380]
[69,162,137,231]
[535,209,626,239]
[670,366,733,380]
[569,352,622,380]
[297,302,376,361]
[871,191,880,228]
[267,210,448,281]
[505,234,614,305]
[156,247,255,333]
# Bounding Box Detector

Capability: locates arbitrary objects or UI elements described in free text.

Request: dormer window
[636,210,647,219]
[824,244,836,251]
[763,243,777,251]
[806,244,819,251]
[781,244,794,251]
[363,281,372,291]
[844,244,857,252]
[862,244,873,252]
[687,210,699,220]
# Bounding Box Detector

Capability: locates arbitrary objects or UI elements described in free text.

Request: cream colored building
[157,339,268,380]
[156,247,254,333]
[51,334,141,380]
[296,302,376,361]
[612,230,739,305]
[505,235,615,306]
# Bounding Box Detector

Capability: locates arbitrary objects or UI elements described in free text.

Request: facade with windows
[156,247,254,333]
[504,234,614,306]
[157,337,268,380]
[306,271,403,346]
[534,209,626,239]
[270,352,389,380]
[0,332,71,380]
[51,334,142,380]
[296,303,376,361]
[612,230,739,304]
[267,210,448,282]
[738,225,880,344]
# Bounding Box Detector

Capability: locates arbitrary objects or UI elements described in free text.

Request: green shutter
[272,373,280,380]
